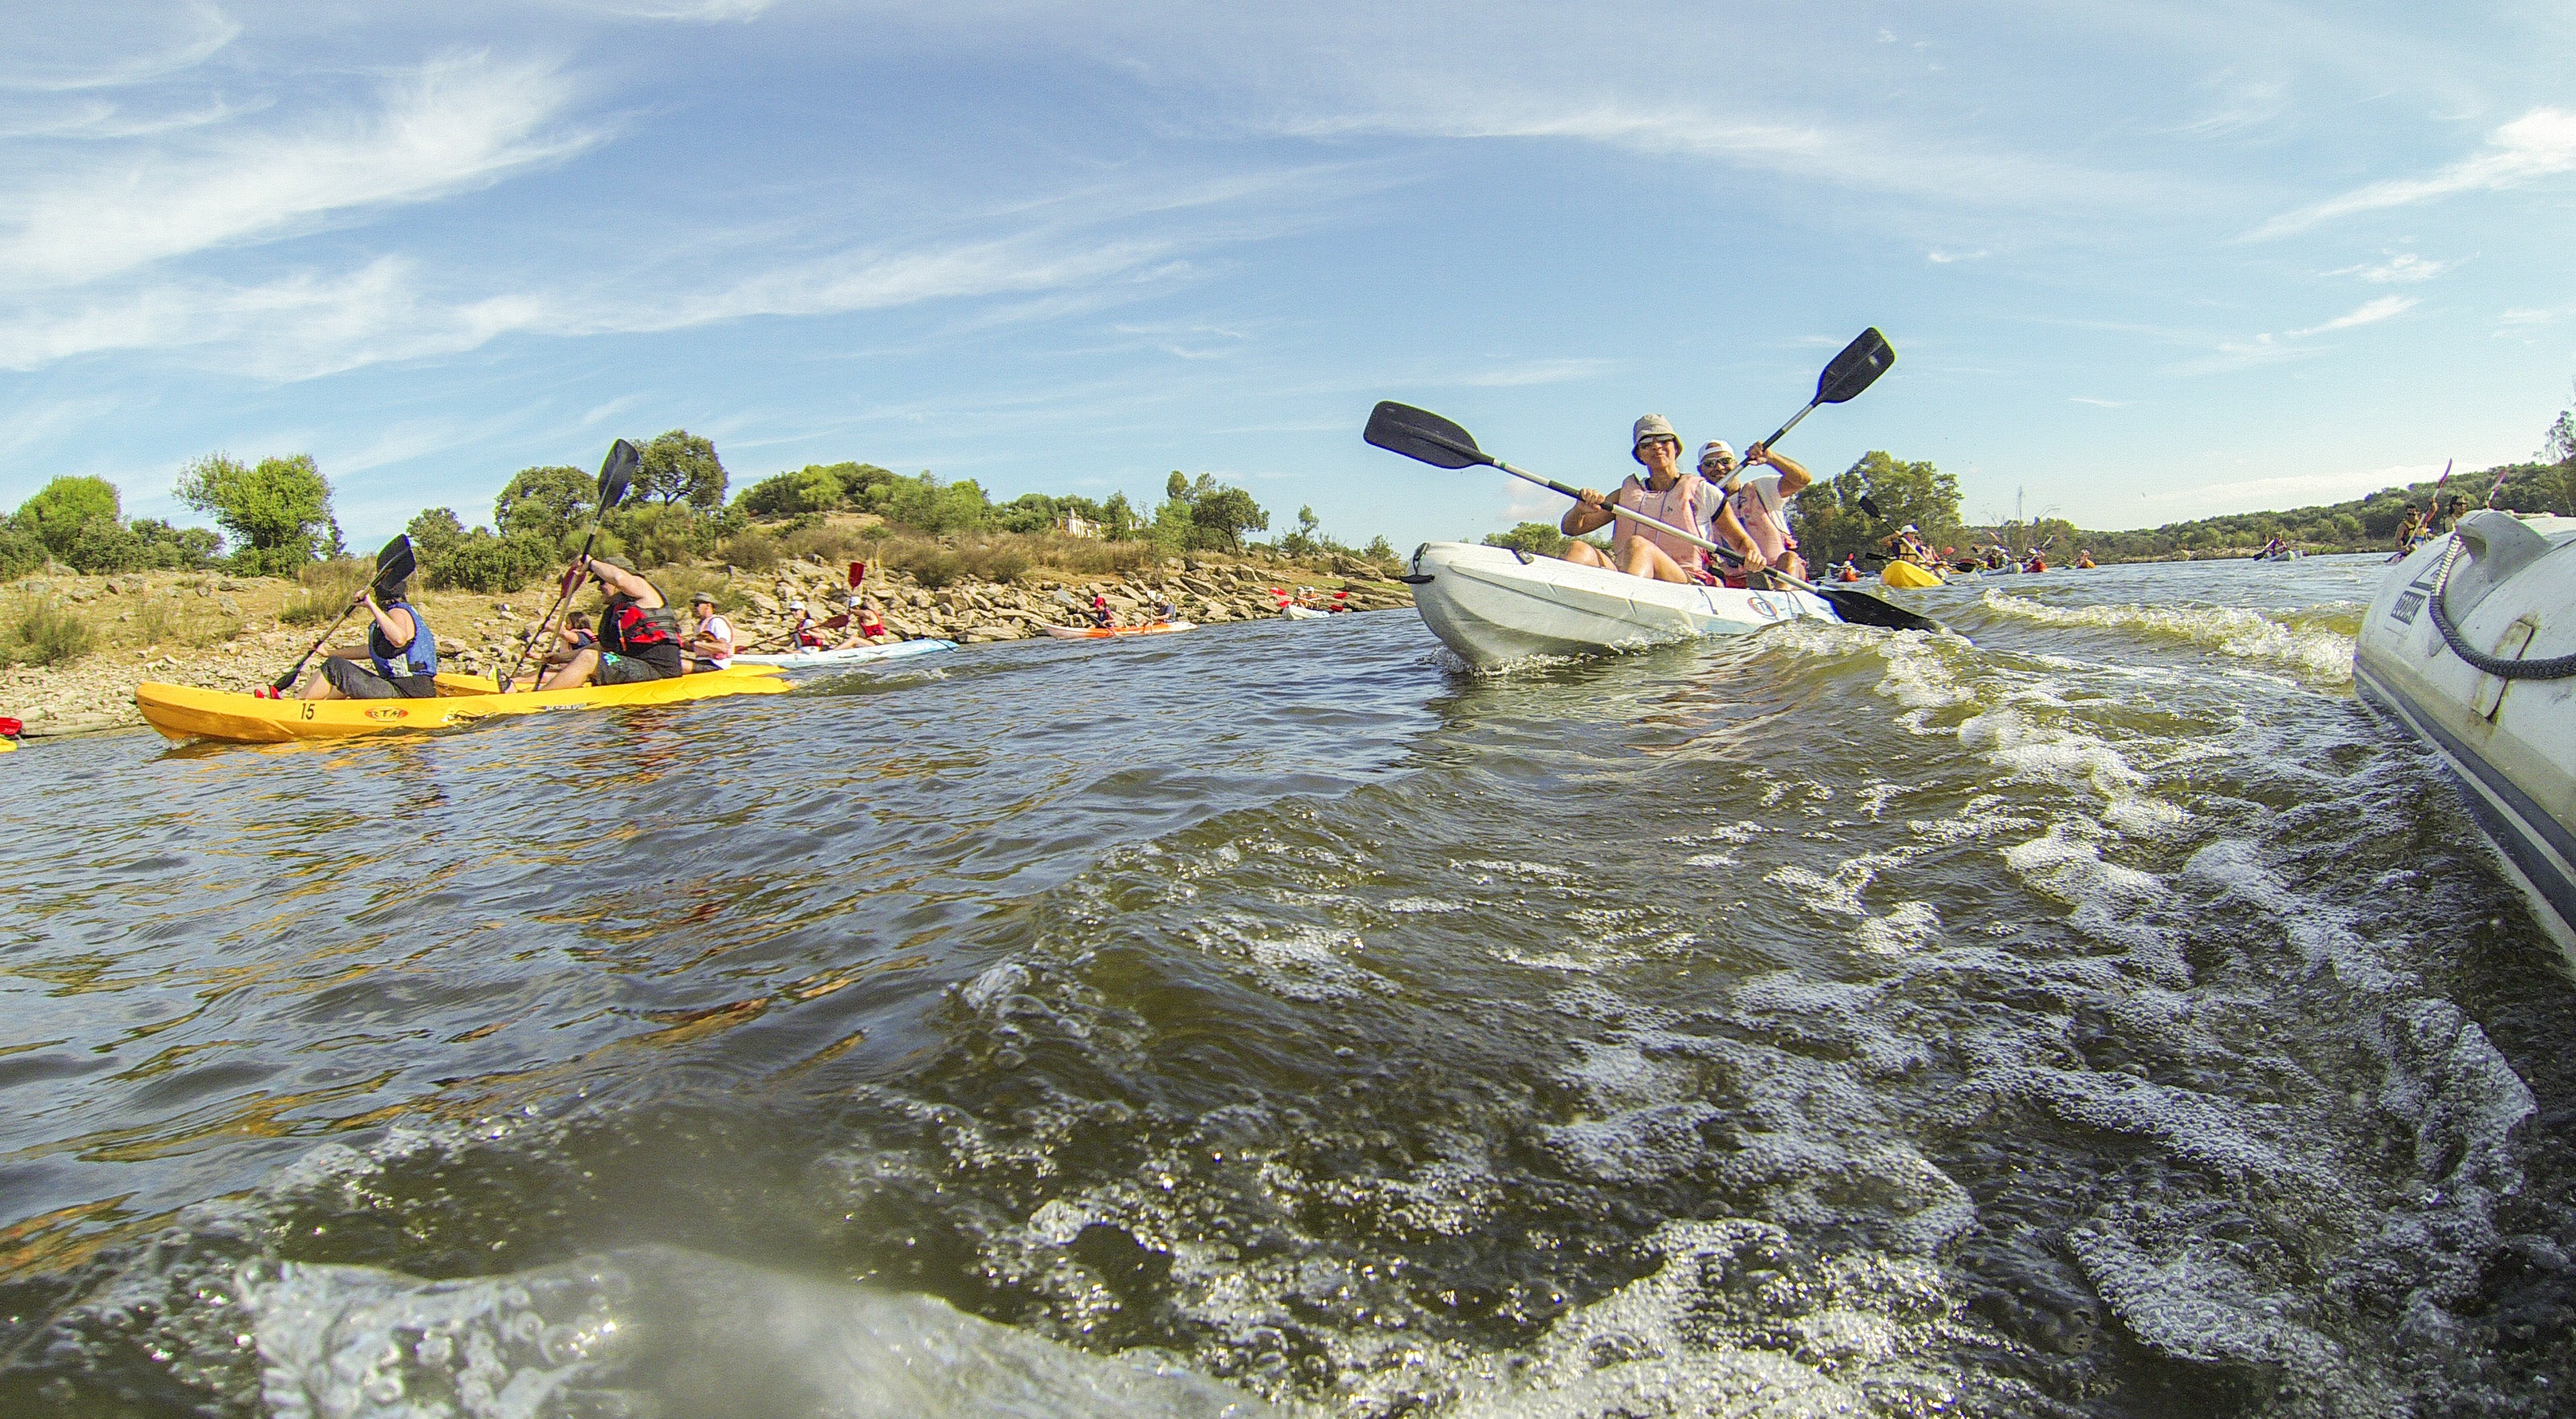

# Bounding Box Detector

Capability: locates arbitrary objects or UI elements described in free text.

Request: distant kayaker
[1707,439,1812,586]
[2074,549,2097,569]
[783,600,828,649]
[1090,592,1116,628]
[1151,596,1180,623]
[2394,505,2425,553]
[1882,524,1934,567]
[538,556,683,691]
[832,596,893,649]
[301,577,438,700]
[1558,415,1763,584]
[683,590,735,671]
[2433,494,2470,535]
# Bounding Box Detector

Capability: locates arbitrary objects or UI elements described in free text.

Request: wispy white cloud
[2176,295,2417,373]
[566,0,781,20]
[2133,462,2450,509]
[2287,294,2415,336]
[1270,92,2180,212]
[1926,249,1988,263]
[1451,357,1616,388]
[2070,396,2134,408]
[2162,73,2288,138]
[0,53,599,290]
[2246,106,2576,239]
[2324,251,2446,283]
[0,2,238,93]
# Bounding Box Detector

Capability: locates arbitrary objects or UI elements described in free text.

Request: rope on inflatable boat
[2425,534,2576,680]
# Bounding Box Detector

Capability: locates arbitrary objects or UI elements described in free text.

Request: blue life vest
[368,601,438,679]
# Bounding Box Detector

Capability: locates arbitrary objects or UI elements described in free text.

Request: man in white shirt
[683,590,735,672]
[1699,439,1812,585]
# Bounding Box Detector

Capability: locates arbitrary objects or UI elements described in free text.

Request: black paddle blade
[1815,328,1895,405]
[1818,584,1945,634]
[374,538,416,595]
[1364,402,1495,471]
[1857,494,1885,521]
[600,439,640,510]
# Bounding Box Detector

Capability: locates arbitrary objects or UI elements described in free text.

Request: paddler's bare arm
[1745,443,1811,497]
[1561,487,1616,537]
[322,590,414,658]
[1711,501,1766,572]
[582,556,660,606]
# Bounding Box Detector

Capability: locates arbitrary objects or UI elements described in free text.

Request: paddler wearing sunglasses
[1701,437,1812,588]
[1557,415,1766,584]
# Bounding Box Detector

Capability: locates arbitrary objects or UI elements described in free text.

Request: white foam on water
[1979,592,2355,684]
[1957,704,2146,799]
[1443,1219,2017,1419]
[2000,824,2169,908]
[1187,917,1393,1004]
[244,1248,1282,1419]
[1385,896,1465,914]
[1850,901,1941,956]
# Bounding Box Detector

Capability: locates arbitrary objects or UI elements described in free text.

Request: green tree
[15,476,122,560]
[635,430,727,509]
[1190,485,1269,552]
[1098,492,1138,539]
[493,465,596,547]
[0,522,44,581]
[175,452,342,577]
[407,507,469,564]
[880,472,990,534]
[1483,521,1571,556]
[1791,451,1960,564]
[130,519,221,568]
[737,464,849,520]
[426,529,559,593]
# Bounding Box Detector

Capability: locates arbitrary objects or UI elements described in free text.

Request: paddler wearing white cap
[1558,415,1768,584]
[1701,438,1813,587]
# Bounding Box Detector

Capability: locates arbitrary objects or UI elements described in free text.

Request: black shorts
[597,646,683,684]
[322,658,437,699]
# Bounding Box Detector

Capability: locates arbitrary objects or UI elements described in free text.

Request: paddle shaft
[499,530,603,690]
[273,604,365,692]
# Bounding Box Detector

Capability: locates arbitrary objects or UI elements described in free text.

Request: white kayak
[733,638,957,669]
[1404,541,1839,668]
[2355,510,2576,956]
[1280,604,1330,621]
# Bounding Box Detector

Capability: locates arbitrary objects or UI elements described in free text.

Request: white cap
[1900,524,1918,533]
[1696,439,1736,467]
[787,599,807,610]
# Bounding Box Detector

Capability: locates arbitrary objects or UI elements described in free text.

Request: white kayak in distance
[732,638,957,669]
[2355,509,2576,955]
[1403,540,1841,669]
[1280,604,1330,621]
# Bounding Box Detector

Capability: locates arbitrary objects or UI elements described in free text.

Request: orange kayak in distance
[1041,621,1197,640]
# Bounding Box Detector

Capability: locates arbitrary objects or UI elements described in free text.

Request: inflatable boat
[2355,510,2576,955]
[1403,541,1838,668]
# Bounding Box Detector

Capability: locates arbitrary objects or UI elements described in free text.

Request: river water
[3,553,2571,1417]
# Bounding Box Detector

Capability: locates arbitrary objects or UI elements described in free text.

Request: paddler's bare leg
[1618,540,1698,584]
[538,646,601,692]
[1560,539,1616,570]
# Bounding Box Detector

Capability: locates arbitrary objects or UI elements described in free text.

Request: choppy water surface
[5,554,2573,1417]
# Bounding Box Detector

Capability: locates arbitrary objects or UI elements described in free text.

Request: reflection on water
[3,556,2573,1417]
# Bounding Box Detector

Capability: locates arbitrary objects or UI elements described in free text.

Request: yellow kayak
[135,667,791,745]
[1880,560,1944,588]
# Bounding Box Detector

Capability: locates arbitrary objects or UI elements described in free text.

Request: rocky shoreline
[0,555,1415,741]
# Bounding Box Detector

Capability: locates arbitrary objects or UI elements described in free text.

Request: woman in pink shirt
[1558,415,1765,584]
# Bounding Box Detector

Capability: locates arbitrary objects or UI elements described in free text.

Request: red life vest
[602,593,679,653]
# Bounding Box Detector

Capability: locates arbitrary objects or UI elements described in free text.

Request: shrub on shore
[1,599,95,667]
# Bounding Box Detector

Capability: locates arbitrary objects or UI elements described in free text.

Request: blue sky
[2,2,2572,551]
